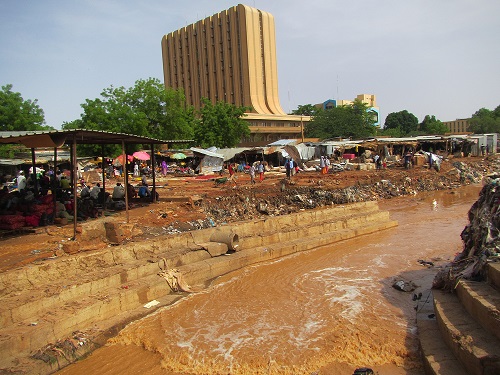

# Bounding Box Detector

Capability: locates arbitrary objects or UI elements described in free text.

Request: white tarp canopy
[190,147,224,174]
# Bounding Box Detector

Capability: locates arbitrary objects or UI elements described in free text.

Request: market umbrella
[132,151,150,161]
[171,152,187,160]
[113,154,133,166]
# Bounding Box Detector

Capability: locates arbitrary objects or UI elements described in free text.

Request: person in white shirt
[17,171,26,191]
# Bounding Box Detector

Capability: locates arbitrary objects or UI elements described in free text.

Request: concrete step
[3,293,184,375]
[0,202,398,373]
[488,262,500,289]
[456,279,500,341]
[239,208,394,250]
[0,248,211,330]
[179,218,398,288]
[0,207,393,331]
[433,289,500,375]
[416,290,468,375]
[0,272,179,368]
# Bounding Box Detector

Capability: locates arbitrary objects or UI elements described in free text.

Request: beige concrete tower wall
[161,4,286,115]
[259,9,286,115]
[242,4,268,113]
[357,94,377,107]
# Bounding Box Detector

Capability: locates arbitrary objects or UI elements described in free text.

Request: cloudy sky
[1,0,499,129]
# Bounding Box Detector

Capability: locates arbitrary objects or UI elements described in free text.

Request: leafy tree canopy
[0,84,53,157]
[384,110,419,135]
[0,84,48,131]
[420,115,448,135]
[194,99,251,148]
[468,105,500,134]
[305,99,376,140]
[291,104,318,116]
[63,78,196,155]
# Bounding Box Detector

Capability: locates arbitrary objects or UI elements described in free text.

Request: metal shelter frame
[0,129,192,240]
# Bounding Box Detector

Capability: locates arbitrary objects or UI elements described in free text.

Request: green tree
[468,106,500,134]
[291,104,318,116]
[194,99,250,148]
[420,115,449,135]
[0,84,48,131]
[0,84,53,157]
[379,127,402,138]
[305,99,376,140]
[384,110,419,135]
[63,78,196,155]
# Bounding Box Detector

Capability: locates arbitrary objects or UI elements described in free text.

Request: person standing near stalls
[373,154,380,170]
[325,156,330,174]
[228,163,236,184]
[289,158,295,177]
[249,164,256,185]
[319,156,326,174]
[285,158,295,179]
[257,161,265,182]
[161,160,168,176]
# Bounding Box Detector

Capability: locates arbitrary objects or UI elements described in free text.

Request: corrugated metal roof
[0,129,192,148]
[267,139,297,146]
[0,158,24,166]
[190,147,224,159]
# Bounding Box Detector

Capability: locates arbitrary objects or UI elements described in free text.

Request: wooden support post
[72,135,78,240]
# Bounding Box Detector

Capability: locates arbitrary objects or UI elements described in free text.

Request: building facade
[161,4,308,146]
[316,94,380,127]
[443,118,470,133]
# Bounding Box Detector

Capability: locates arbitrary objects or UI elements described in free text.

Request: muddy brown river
[58,185,482,375]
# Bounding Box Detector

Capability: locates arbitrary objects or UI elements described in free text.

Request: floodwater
[58,185,482,375]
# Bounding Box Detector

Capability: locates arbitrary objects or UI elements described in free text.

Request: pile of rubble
[202,158,498,226]
[433,172,500,290]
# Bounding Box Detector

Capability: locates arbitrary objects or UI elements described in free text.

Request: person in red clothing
[258,161,265,182]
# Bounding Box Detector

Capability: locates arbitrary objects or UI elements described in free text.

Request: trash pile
[30,331,90,365]
[201,159,496,225]
[433,175,500,290]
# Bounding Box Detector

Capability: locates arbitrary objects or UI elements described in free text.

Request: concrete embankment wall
[0,201,397,374]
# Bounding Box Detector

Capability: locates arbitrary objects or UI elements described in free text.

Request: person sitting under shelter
[127,183,137,199]
[60,175,71,192]
[80,183,90,198]
[90,183,101,200]
[112,182,125,201]
[138,184,151,199]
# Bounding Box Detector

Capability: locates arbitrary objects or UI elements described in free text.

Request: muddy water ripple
[59,185,482,375]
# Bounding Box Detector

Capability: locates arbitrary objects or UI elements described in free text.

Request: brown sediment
[0,156,495,374]
[58,185,482,375]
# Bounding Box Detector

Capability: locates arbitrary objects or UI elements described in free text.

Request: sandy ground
[0,156,493,273]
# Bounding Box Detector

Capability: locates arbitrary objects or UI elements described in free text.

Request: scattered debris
[392,280,417,292]
[31,331,90,364]
[434,178,500,290]
[143,300,160,309]
[418,259,434,267]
